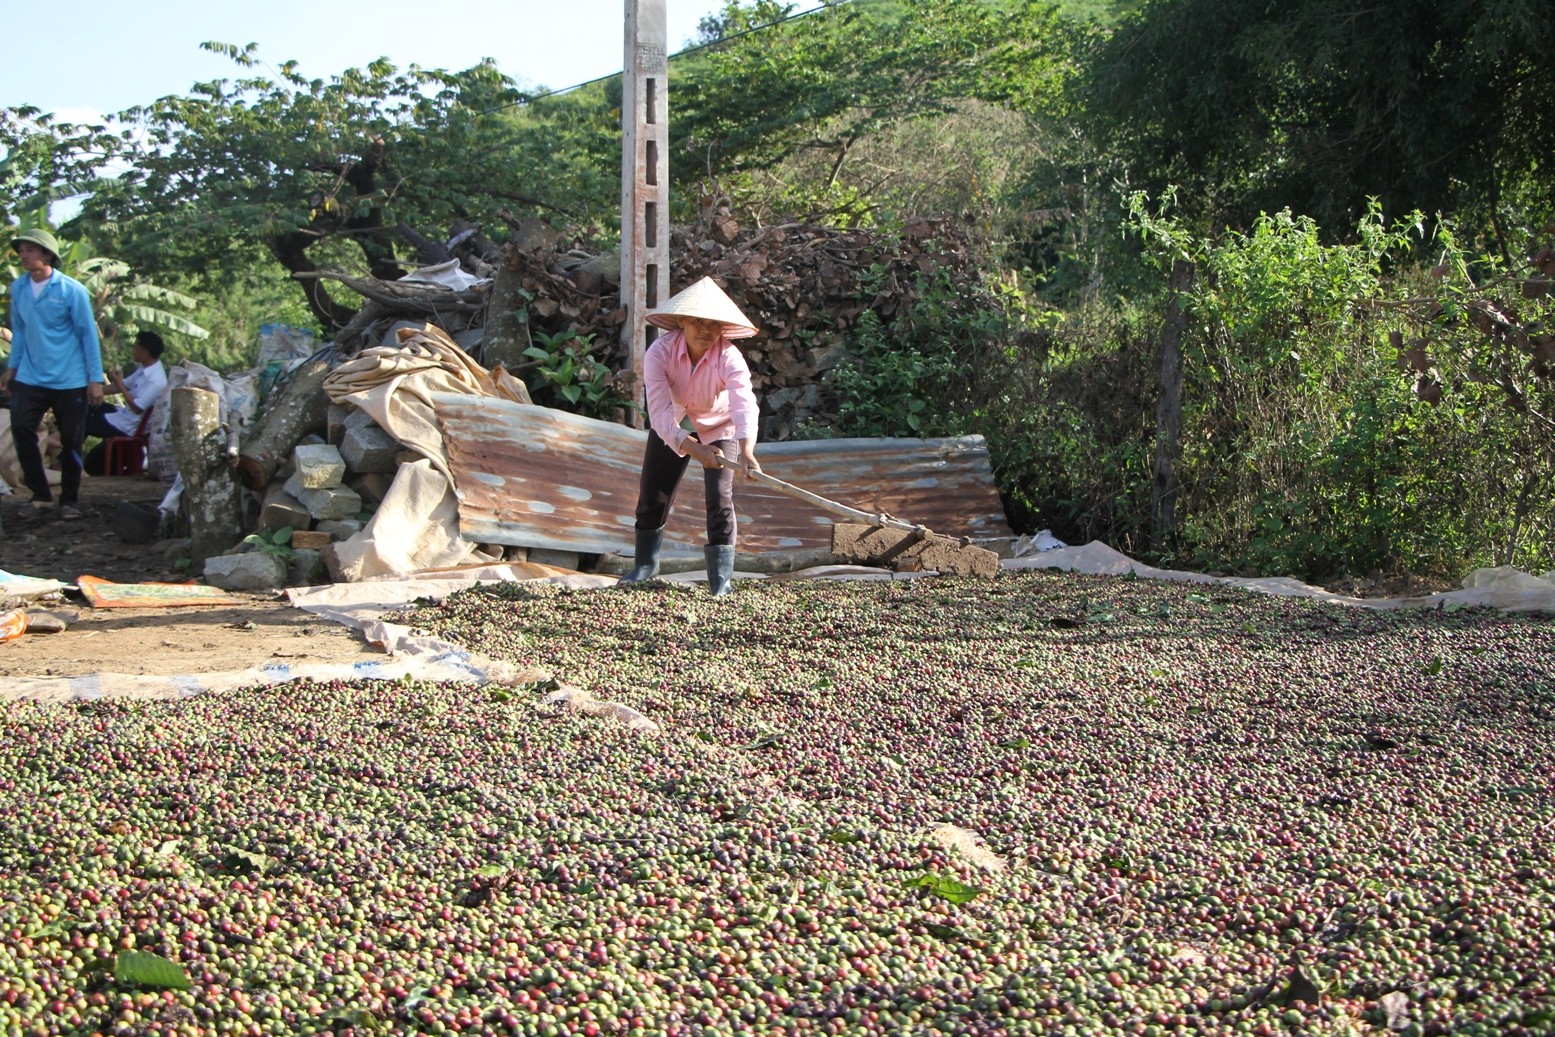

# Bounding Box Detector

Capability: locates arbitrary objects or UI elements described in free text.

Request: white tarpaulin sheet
[1005,540,1555,613]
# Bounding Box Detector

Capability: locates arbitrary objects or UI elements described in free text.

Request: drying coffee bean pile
[4,571,1552,1036]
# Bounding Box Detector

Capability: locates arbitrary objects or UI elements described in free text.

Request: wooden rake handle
[712,451,931,538]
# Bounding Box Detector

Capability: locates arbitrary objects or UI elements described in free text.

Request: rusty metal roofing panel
[433,394,1011,557]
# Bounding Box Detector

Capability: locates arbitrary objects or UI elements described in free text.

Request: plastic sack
[0,607,27,643]
[257,323,317,367]
[223,370,261,430]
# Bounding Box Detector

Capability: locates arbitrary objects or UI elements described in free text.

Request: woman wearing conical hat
[618,276,762,596]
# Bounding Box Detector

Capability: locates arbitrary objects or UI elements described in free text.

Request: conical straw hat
[645,276,758,339]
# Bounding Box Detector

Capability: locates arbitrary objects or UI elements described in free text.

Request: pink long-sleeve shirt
[644,331,760,455]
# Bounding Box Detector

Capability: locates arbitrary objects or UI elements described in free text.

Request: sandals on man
[59,505,83,521]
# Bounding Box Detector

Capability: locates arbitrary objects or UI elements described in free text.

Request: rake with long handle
[711,451,939,539]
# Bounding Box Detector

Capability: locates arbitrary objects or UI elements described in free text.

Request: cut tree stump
[170,386,243,566]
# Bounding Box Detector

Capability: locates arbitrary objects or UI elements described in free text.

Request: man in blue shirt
[3,229,104,520]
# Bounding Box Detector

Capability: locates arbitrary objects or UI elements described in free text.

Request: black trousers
[9,381,88,507]
[634,431,737,547]
[85,403,127,441]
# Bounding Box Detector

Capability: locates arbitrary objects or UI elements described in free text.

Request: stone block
[203,552,287,591]
[315,518,364,540]
[287,548,327,587]
[297,483,363,522]
[326,404,352,445]
[340,423,401,474]
[259,486,311,533]
[344,406,377,430]
[321,543,345,584]
[348,472,394,508]
[528,548,581,571]
[291,443,347,490]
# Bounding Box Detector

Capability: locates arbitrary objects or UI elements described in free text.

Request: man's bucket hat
[10,229,62,265]
[645,276,758,339]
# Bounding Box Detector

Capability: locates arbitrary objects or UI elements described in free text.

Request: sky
[1,0,729,123]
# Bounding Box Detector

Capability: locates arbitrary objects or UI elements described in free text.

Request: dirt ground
[4,473,1460,689]
[2,474,380,683]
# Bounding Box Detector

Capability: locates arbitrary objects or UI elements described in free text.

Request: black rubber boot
[705,544,737,596]
[618,526,666,584]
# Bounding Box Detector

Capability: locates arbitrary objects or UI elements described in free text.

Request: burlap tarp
[321,325,531,580]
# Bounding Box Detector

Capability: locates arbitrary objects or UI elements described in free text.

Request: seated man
[84,330,167,475]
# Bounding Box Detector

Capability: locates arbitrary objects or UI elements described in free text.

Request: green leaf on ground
[222,849,272,875]
[321,1007,385,1033]
[903,872,984,904]
[24,916,77,941]
[114,950,191,991]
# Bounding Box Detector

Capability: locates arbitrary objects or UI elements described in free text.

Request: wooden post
[1150,259,1195,552]
[170,385,243,567]
[483,262,534,372]
[621,0,670,428]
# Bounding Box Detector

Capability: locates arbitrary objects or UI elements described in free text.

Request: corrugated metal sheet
[433,394,1011,557]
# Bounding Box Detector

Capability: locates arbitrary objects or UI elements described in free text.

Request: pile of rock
[200,406,410,592]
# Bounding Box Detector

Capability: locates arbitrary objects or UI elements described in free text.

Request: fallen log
[236,359,333,491]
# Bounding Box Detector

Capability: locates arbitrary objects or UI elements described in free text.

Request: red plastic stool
[101,405,153,476]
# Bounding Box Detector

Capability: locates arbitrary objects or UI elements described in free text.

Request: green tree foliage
[0,109,126,222]
[61,46,618,332]
[674,0,1075,208]
[1083,0,1553,238]
[820,197,1552,580]
[1117,199,1552,578]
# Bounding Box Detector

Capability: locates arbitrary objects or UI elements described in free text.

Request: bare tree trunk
[1501,473,1543,566]
[1151,260,1195,553]
[171,386,243,566]
[271,231,360,331]
[236,360,333,490]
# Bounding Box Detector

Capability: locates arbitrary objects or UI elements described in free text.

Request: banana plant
[2,210,209,362]
[68,254,210,351]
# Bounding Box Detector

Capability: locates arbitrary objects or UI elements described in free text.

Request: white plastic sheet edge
[8,544,1551,703]
[1006,540,1555,613]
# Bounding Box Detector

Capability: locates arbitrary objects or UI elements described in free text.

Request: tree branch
[268,231,359,330]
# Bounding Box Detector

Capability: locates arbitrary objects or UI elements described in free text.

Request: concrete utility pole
[621,0,670,428]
